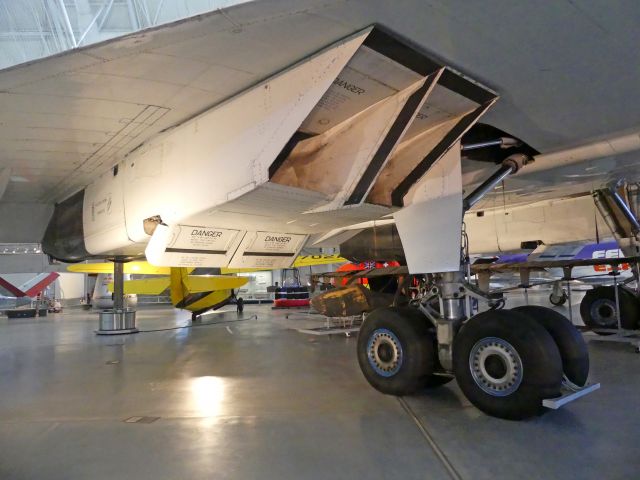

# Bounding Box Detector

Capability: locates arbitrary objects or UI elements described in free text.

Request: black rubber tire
[357,307,434,395]
[453,309,563,420]
[549,292,567,307]
[513,305,589,386]
[580,286,639,330]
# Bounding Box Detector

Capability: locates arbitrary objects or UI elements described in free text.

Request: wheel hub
[590,298,617,327]
[469,337,523,397]
[367,328,403,377]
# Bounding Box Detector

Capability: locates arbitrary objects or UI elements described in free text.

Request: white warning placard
[228,231,308,269]
[168,225,239,253]
[145,224,244,267]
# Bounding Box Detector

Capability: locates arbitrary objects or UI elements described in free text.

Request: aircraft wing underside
[35,23,497,270]
[1,1,640,268]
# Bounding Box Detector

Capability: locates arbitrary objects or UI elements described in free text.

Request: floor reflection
[190,376,225,417]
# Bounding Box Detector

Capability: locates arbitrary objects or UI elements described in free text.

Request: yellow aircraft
[68,254,346,320]
[68,263,248,320]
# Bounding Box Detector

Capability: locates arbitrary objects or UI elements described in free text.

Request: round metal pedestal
[96,309,138,335]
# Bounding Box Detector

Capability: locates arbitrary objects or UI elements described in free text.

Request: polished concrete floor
[0,293,638,479]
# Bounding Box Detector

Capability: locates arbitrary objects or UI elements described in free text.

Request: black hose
[138,314,257,333]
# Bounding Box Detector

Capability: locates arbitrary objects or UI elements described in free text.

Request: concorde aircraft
[2,1,640,419]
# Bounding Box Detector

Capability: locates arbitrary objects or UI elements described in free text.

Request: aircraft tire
[357,307,435,395]
[549,292,567,306]
[513,306,589,386]
[580,286,639,331]
[453,309,562,420]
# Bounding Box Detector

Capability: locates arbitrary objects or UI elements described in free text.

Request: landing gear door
[393,143,463,273]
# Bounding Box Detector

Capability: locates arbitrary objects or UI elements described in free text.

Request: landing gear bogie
[356,303,592,420]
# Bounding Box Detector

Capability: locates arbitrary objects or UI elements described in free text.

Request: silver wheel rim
[469,337,523,397]
[367,328,403,377]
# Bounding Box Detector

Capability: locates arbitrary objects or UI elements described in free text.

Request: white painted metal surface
[279,79,426,213]
[228,231,308,269]
[123,29,368,246]
[394,145,463,273]
[23,24,491,269]
[145,224,244,267]
[542,383,601,410]
[465,194,607,253]
[83,167,132,255]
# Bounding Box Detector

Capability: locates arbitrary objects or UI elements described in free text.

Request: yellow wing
[222,254,347,273]
[68,261,170,275]
[293,254,347,268]
[69,254,345,276]
[108,277,171,295]
[183,275,248,293]
[107,272,247,295]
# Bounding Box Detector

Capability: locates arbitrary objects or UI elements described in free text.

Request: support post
[113,260,124,311]
[96,259,138,335]
[520,268,530,305]
[563,266,573,324]
[613,267,621,330]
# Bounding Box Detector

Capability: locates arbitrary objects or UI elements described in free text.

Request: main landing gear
[356,153,597,419]
[357,303,591,420]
